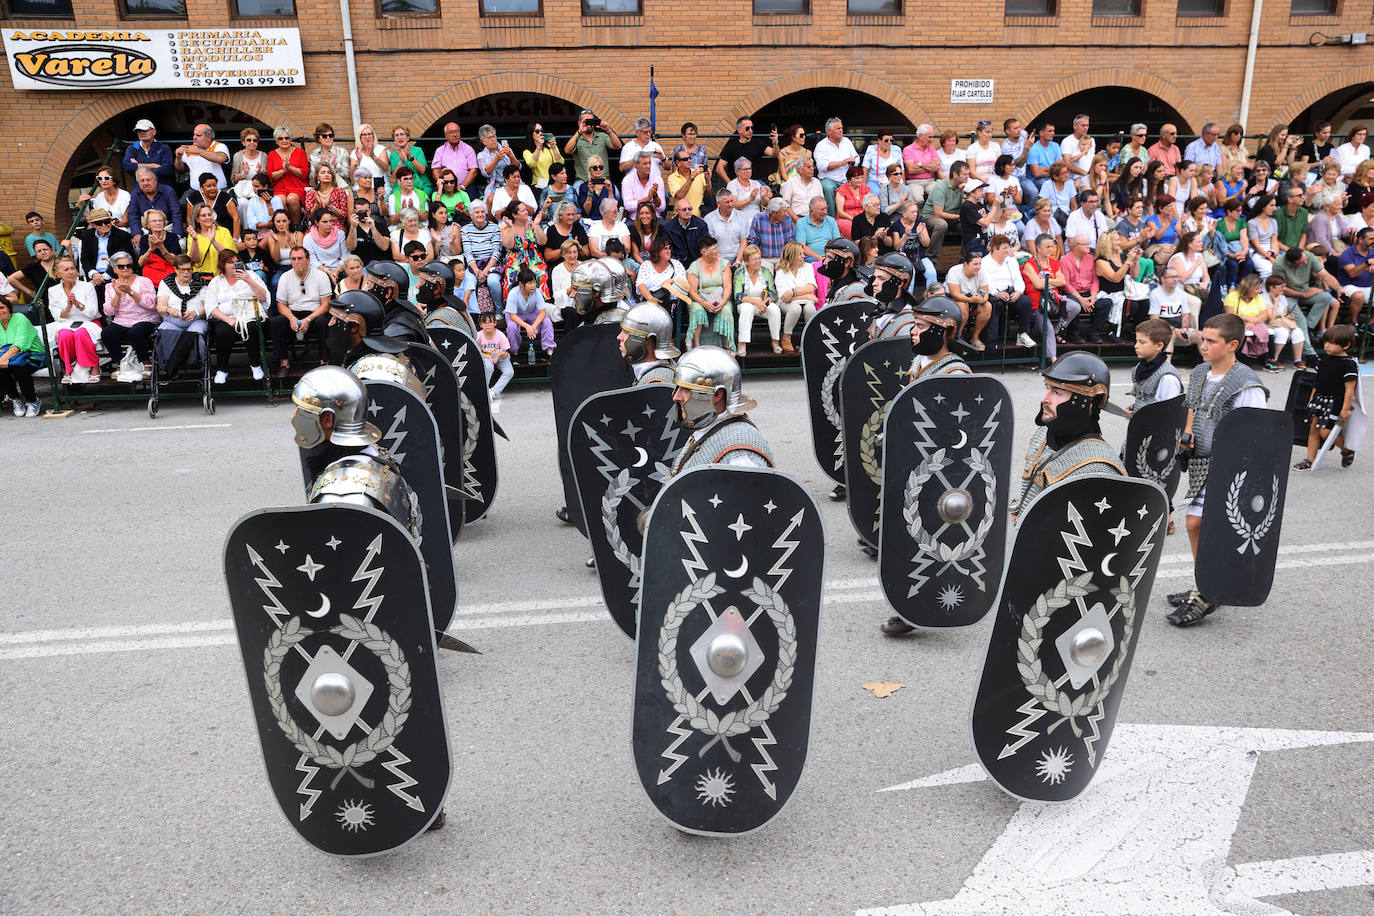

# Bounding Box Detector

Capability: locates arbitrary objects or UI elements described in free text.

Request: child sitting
[504,265,555,362]
[1294,323,1359,470]
[1260,275,1305,371]
[476,310,514,400]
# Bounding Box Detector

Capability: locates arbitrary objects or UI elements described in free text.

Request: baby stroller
[148,319,214,417]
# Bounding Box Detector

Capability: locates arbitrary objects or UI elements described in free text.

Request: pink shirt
[432,141,478,184]
[101,275,160,327]
[1059,250,1099,297]
[902,141,940,180]
[621,169,667,215]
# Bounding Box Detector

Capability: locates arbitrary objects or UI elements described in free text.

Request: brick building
[2,0,1372,229]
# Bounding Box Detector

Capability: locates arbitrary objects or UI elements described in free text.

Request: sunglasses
[112,262,133,269]
[590,165,604,171]
[97,175,113,182]
[442,179,456,185]
[91,220,112,226]
[243,137,259,142]
[675,158,689,163]
[317,133,333,139]
[409,254,426,261]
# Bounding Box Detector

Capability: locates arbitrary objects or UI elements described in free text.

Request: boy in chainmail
[1169,313,1268,627]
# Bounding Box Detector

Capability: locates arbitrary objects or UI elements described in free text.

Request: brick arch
[1017,70,1201,135]
[1274,64,1374,128]
[407,74,630,137]
[715,70,931,135]
[38,91,295,226]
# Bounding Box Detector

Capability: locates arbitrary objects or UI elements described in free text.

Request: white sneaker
[11,399,22,417]
[213,371,228,385]
[250,365,265,381]
[24,402,39,418]
[1017,333,1036,348]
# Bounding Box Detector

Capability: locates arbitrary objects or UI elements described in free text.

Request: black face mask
[1036,391,1100,450]
[415,283,439,306]
[912,323,948,356]
[818,256,850,281]
[327,323,353,363]
[871,274,905,306]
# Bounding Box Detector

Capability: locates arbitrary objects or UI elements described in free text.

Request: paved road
[2,366,1372,915]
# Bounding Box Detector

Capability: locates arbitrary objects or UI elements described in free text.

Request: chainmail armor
[635,362,677,386]
[1011,426,1125,516]
[671,416,775,476]
[868,307,916,341]
[1129,361,1182,414]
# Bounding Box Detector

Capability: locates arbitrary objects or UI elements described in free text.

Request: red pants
[57,328,98,372]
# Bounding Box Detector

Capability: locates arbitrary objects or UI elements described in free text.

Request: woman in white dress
[773,241,818,351]
[588,199,631,259]
[45,256,101,382]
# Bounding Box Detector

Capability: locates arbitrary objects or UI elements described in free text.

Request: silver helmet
[308,455,421,541]
[348,352,427,401]
[290,365,381,449]
[619,302,680,363]
[602,256,631,304]
[672,345,757,431]
[570,259,612,314]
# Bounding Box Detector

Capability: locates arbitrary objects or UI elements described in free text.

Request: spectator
[388,208,431,269]
[461,201,503,312]
[986,155,1023,219]
[1333,125,1369,182]
[434,168,473,223]
[635,236,686,318]
[432,123,480,194]
[1165,160,1201,211]
[203,250,268,384]
[578,156,621,221]
[1025,196,1065,257]
[1184,122,1223,173]
[814,118,859,216]
[1215,196,1250,292]
[922,160,968,255]
[1167,231,1211,327]
[350,123,391,199]
[176,123,230,189]
[685,236,732,348]
[302,208,349,284]
[704,191,750,266]
[1148,265,1193,351]
[473,124,516,198]
[1094,229,1136,342]
[934,129,964,179]
[1085,155,1116,219]
[1307,192,1348,262]
[862,130,902,196]
[267,127,308,228]
[879,163,913,217]
[335,255,366,295]
[1144,194,1180,266]
[504,265,555,361]
[153,254,208,381]
[185,172,240,239]
[500,201,549,297]
[958,180,999,256]
[588,198,631,259]
[622,151,667,217]
[1120,123,1150,169]
[487,165,537,216]
[545,200,590,263]
[945,250,991,341]
[1060,114,1095,189]
[776,124,809,185]
[428,200,460,262]
[622,201,659,266]
[657,197,706,267]
[389,167,430,226]
[1334,227,1373,325]
[239,230,271,288]
[1214,159,1248,213]
[231,128,269,209]
[1261,274,1306,369]
[852,192,892,252]
[716,117,776,190]
[1025,123,1061,187]
[305,163,351,220]
[1148,123,1182,177]
[1306,161,1345,212]
[1114,159,1148,215]
[1255,124,1297,176]
[980,234,1032,349]
[78,208,136,299]
[889,199,937,289]
[352,164,389,227]
[1115,195,1153,253]
[1065,189,1112,247]
[538,164,575,222]
[1272,245,1341,360]
[1345,160,1374,215]
[1219,123,1253,176]
[267,210,303,280]
[748,198,796,267]
[45,255,101,382]
[564,110,623,184]
[99,251,159,374]
[1023,231,1079,356]
[1000,117,1038,208]
[23,212,58,259]
[619,117,666,176]
[475,310,514,399]
[1275,187,1310,254]
[78,166,131,228]
[1039,162,1075,222]
[903,124,942,205]
[305,123,349,188]
[1142,160,1170,211]
[240,174,277,238]
[522,121,564,190]
[0,297,45,415]
[733,244,779,354]
[725,158,769,221]
[1296,121,1334,170]
[668,152,711,217]
[9,238,58,304]
[268,244,331,373]
[796,197,841,262]
[1247,193,1280,277]
[386,125,430,197]
[780,157,824,221]
[1060,234,1102,339]
[122,118,174,182]
[672,122,711,173]
[134,209,181,288]
[772,241,817,348]
[550,239,583,317]
[834,166,867,239]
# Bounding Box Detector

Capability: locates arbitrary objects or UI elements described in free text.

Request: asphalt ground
[1,365,1371,915]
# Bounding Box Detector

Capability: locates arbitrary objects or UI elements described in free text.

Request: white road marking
[864,724,1374,915]
[2,543,1369,660]
[80,423,232,434]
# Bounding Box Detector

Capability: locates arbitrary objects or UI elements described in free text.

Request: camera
[587,116,601,128]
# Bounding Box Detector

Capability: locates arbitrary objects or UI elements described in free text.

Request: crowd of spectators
[1,106,1371,414]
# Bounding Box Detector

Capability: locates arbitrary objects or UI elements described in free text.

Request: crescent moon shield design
[306,592,332,618]
[952,429,968,450]
[723,555,750,579]
[632,447,650,468]
[1099,553,1117,577]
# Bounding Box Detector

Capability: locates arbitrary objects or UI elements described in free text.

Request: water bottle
[527,341,535,364]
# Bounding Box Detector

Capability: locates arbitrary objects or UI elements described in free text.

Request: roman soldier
[618,301,680,385]
[867,252,919,341]
[669,346,775,475]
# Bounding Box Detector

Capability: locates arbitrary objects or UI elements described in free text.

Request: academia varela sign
[4,27,304,90]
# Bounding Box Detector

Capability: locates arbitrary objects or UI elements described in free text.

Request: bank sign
[4,28,304,91]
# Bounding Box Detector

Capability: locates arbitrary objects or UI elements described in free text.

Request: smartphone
[373,177,385,190]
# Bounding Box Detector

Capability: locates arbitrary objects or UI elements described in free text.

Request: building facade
[2,0,1373,228]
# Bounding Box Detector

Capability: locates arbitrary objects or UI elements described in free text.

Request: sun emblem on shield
[335,799,376,832]
[695,768,736,807]
[1035,747,1074,785]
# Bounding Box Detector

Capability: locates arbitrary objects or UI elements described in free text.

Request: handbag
[1042,288,1064,322]
[115,346,145,382]
[1241,323,1270,358]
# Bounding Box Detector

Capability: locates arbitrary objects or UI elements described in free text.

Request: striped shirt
[461,221,503,267]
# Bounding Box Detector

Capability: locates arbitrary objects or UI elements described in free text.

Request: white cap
[134,119,155,132]
[962,179,985,193]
